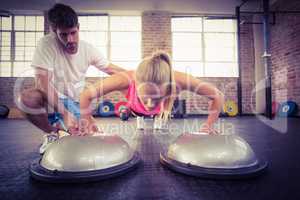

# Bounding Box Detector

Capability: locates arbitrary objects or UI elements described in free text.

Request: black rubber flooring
[0,116,300,200]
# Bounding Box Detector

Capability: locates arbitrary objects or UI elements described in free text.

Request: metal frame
[235,0,300,118]
[236,0,300,117]
[262,0,272,119]
[236,7,243,116]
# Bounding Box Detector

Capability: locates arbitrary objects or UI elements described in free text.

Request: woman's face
[137,82,168,111]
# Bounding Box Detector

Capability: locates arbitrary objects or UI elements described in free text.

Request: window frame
[78,14,142,77]
[0,14,45,77]
[0,13,142,77]
[171,16,238,77]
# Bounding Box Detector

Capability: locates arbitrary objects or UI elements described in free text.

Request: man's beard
[65,43,78,53]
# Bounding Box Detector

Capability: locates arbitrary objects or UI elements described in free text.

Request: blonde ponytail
[136,51,176,122]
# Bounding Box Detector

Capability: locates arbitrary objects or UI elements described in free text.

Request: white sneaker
[154,117,167,130]
[137,116,145,130]
[39,130,69,154]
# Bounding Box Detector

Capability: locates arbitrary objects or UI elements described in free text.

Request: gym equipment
[272,101,279,117]
[172,99,186,118]
[48,113,68,132]
[115,101,129,117]
[30,135,141,183]
[223,100,238,117]
[160,132,268,179]
[0,105,9,119]
[98,101,115,117]
[120,108,130,121]
[278,101,298,117]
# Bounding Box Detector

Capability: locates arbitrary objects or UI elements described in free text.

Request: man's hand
[101,63,127,75]
[78,116,101,136]
[63,111,79,135]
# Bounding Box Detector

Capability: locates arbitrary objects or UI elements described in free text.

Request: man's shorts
[48,98,80,130]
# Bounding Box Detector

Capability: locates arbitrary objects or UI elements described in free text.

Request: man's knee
[19,89,45,109]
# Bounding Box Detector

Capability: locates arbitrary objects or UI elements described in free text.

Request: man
[19,3,125,153]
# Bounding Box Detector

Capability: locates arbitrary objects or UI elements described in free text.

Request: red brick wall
[179,78,238,114]
[142,11,172,57]
[270,14,300,116]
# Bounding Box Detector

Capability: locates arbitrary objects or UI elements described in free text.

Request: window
[172,17,238,77]
[0,15,44,77]
[79,15,141,77]
[79,15,108,77]
[0,15,141,77]
[0,16,12,77]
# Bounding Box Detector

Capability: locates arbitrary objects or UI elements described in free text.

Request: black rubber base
[160,152,268,180]
[30,152,141,183]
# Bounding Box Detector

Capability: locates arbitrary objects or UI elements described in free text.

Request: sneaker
[137,116,145,130]
[39,130,70,154]
[57,130,70,138]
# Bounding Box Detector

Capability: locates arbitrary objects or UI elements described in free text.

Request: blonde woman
[79,51,224,135]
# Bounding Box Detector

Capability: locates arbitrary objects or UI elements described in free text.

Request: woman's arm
[79,71,131,134]
[100,63,127,75]
[175,71,224,133]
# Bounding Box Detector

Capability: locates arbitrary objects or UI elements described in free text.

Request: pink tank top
[126,81,161,116]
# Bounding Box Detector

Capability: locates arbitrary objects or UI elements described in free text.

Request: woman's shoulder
[127,70,135,78]
[174,70,201,89]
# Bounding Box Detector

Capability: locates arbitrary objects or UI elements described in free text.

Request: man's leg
[18,88,58,133]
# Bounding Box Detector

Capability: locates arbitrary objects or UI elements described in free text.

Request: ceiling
[0,0,257,15]
[1,0,292,15]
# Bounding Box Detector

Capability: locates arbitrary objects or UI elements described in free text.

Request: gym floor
[1,116,299,200]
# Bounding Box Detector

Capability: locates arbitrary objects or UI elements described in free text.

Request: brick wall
[240,17,256,114]
[179,78,238,114]
[142,11,172,57]
[270,14,300,116]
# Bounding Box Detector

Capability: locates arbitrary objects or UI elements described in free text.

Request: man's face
[55,25,79,54]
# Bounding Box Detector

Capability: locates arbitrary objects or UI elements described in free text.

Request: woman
[79,51,224,135]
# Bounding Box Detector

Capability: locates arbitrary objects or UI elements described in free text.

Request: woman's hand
[200,122,219,135]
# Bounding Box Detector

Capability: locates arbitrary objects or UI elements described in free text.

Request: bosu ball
[160,132,268,179]
[30,135,141,183]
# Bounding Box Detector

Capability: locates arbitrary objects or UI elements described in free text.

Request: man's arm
[35,67,77,131]
[79,71,130,135]
[35,68,63,113]
[100,63,127,75]
[80,71,130,117]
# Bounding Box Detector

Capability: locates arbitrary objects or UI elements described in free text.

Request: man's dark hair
[48,3,78,29]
